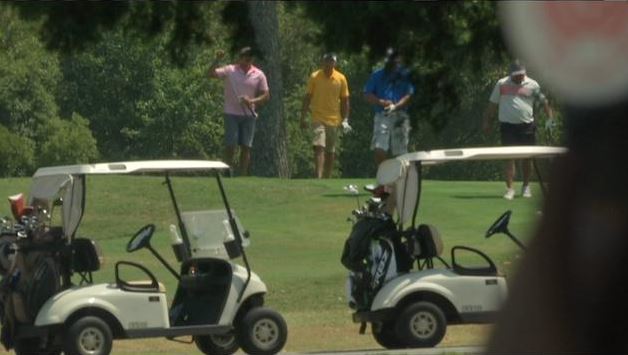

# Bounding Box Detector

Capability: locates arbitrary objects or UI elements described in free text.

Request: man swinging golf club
[209,46,269,176]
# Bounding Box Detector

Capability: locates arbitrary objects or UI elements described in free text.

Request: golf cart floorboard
[125,324,232,339]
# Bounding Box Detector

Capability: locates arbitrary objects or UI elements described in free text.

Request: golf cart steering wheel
[127,224,156,253]
[485,210,512,239]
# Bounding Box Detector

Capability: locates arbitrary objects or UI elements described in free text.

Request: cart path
[290,346,484,355]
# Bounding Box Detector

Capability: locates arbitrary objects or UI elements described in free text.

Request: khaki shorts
[371,111,411,156]
[312,122,339,153]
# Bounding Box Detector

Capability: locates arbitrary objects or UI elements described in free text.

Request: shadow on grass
[322,193,370,198]
[451,195,505,200]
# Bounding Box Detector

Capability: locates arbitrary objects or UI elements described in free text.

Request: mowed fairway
[0,176,544,354]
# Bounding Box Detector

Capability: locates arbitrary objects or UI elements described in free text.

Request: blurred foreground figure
[487,2,628,353]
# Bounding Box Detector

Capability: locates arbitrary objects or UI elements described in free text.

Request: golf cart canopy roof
[377,146,567,227]
[377,146,567,185]
[28,160,230,242]
[33,160,230,178]
[399,146,567,166]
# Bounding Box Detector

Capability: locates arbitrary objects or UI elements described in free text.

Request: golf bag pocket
[369,238,397,289]
[346,272,372,311]
[346,238,397,311]
[341,217,396,273]
[27,256,60,318]
[10,291,28,324]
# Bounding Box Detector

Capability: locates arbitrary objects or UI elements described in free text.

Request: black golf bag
[0,209,62,350]
[341,214,414,311]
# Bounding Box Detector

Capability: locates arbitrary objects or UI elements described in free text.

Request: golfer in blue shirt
[364,48,415,166]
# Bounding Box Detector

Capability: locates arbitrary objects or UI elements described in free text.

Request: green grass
[0,176,542,353]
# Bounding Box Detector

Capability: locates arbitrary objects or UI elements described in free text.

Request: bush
[36,113,99,166]
[0,124,35,177]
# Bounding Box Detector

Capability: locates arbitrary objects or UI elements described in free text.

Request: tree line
[0,2,563,179]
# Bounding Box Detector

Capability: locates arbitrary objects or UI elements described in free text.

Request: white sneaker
[503,188,515,200]
[522,185,532,198]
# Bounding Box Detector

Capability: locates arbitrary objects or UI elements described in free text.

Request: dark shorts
[500,122,536,146]
[224,114,256,147]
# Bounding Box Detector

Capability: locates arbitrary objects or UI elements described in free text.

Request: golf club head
[344,184,359,195]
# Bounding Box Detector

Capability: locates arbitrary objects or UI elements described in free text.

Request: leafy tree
[57,6,229,162]
[57,31,159,160]
[36,113,99,166]
[4,1,538,180]
[135,63,224,160]
[247,2,290,177]
[0,4,60,142]
[11,1,215,65]
[0,125,34,177]
[0,4,96,176]
[299,1,507,132]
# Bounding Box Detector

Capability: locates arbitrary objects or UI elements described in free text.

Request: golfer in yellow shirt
[300,53,351,178]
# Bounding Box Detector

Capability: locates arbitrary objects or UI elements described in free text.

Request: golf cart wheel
[237,307,288,355]
[64,316,113,355]
[195,332,240,355]
[395,301,446,348]
[372,320,404,349]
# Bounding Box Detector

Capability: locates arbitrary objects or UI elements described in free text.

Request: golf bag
[341,216,409,311]
[0,201,62,350]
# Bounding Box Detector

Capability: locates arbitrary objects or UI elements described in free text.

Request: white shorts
[371,111,411,156]
[312,122,339,153]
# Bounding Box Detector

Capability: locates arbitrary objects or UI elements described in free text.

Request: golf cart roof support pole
[533,159,548,197]
[411,162,423,229]
[64,175,87,288]
[398,161,412,231]
[165,174,191,260]
[215,172,251,302]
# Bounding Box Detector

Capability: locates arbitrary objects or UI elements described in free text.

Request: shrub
[36,113,99,167]
[0,124,35,177]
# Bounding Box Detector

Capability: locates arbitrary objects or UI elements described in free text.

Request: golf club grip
[227,71,258,118]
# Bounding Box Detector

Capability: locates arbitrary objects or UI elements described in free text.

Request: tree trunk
[247,1,290,177]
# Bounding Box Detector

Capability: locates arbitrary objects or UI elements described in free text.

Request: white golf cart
[0,160,287,355]
[342,146,566,349]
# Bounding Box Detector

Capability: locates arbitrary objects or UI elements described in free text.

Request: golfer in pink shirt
[209,47,269,176]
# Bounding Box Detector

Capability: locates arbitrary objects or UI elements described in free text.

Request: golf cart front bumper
[352,308,395,323]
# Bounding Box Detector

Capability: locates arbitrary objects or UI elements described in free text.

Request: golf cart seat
[414,224,444,258]
[72,238,103,284]
[406,224,449,270]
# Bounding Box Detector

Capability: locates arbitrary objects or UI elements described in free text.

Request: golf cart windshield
[29,160,230,242]
[376,146,568,227]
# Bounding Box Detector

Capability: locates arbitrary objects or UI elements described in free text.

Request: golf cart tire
[237,307,288,355]
[64,316,113,355]
[14,338,61,355]
[372,320,404,349]
[194,332,240,355]
[395,301,446,348]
